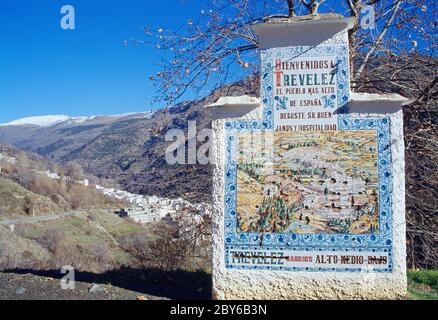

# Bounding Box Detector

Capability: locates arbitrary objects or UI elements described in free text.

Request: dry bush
[0,244,21,270]
[0,225,51,271]
[119,225,190,271]
[147,222,191,271]
[34,227,111,271]
[117,231,150,265]
[29,173,58,198]
[51,243,90,270]
[63,161,85,181]
[15,152,30,168]
[36,228,67,252]
[9,166,34,190]
[89,243,113,271]
[22,195,34,216]
[25,173,109,210]
[0,163,14,175]
[120,220,211,272]
[60,180,118,210]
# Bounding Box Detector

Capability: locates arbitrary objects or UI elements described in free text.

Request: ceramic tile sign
[224,119,392,272]
[273,56,338,131]
[224,117,393,272]
[223,38,393,273]
[274,57,337,131]
[261,43,351,130]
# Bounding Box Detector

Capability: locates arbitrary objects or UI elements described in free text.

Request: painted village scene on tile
[236,129,379,235]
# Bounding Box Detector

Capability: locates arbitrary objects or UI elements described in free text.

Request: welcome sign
[223,30,394,273]
[273,56,339,131]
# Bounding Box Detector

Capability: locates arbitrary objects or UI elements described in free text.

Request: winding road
[0,211,83,226]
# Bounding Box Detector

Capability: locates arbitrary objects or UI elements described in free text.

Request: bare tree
[64,160,85,181]
[138,0,437,268]
[138,0,435,106]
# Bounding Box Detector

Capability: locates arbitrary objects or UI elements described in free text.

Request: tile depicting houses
[236,130,379,235]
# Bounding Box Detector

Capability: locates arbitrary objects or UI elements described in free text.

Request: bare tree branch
[354,0,402,80]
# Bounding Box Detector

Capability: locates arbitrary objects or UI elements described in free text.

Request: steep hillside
[0,77,259,202]
[0,143,123,217]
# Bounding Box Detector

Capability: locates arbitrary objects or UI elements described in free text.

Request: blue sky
[0,1,433,123]
[0,0,204,123]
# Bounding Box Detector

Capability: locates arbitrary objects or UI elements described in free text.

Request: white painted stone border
[211,98,407,300]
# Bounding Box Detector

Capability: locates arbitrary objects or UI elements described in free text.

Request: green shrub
[408,269,438,291]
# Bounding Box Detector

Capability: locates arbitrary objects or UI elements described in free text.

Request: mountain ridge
[0,77,260,202]
[0,112,155,128]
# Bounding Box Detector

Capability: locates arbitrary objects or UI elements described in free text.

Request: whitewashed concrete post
[209,15,410,300]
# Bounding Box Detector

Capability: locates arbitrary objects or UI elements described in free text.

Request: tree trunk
[287,0,295,17]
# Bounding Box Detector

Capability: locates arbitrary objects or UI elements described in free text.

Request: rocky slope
[0,271,161,300]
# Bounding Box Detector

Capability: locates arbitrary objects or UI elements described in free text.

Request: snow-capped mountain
[0,112,154,128]
[0,115,88,127]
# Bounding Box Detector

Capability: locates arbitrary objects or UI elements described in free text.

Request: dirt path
[88,218,120,247]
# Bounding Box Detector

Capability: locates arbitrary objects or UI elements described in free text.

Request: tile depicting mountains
[236,130,379,235]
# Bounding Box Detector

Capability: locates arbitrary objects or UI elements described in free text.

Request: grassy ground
[2,203,436,300]
[0,209,148,272]
[408,269,438,300]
